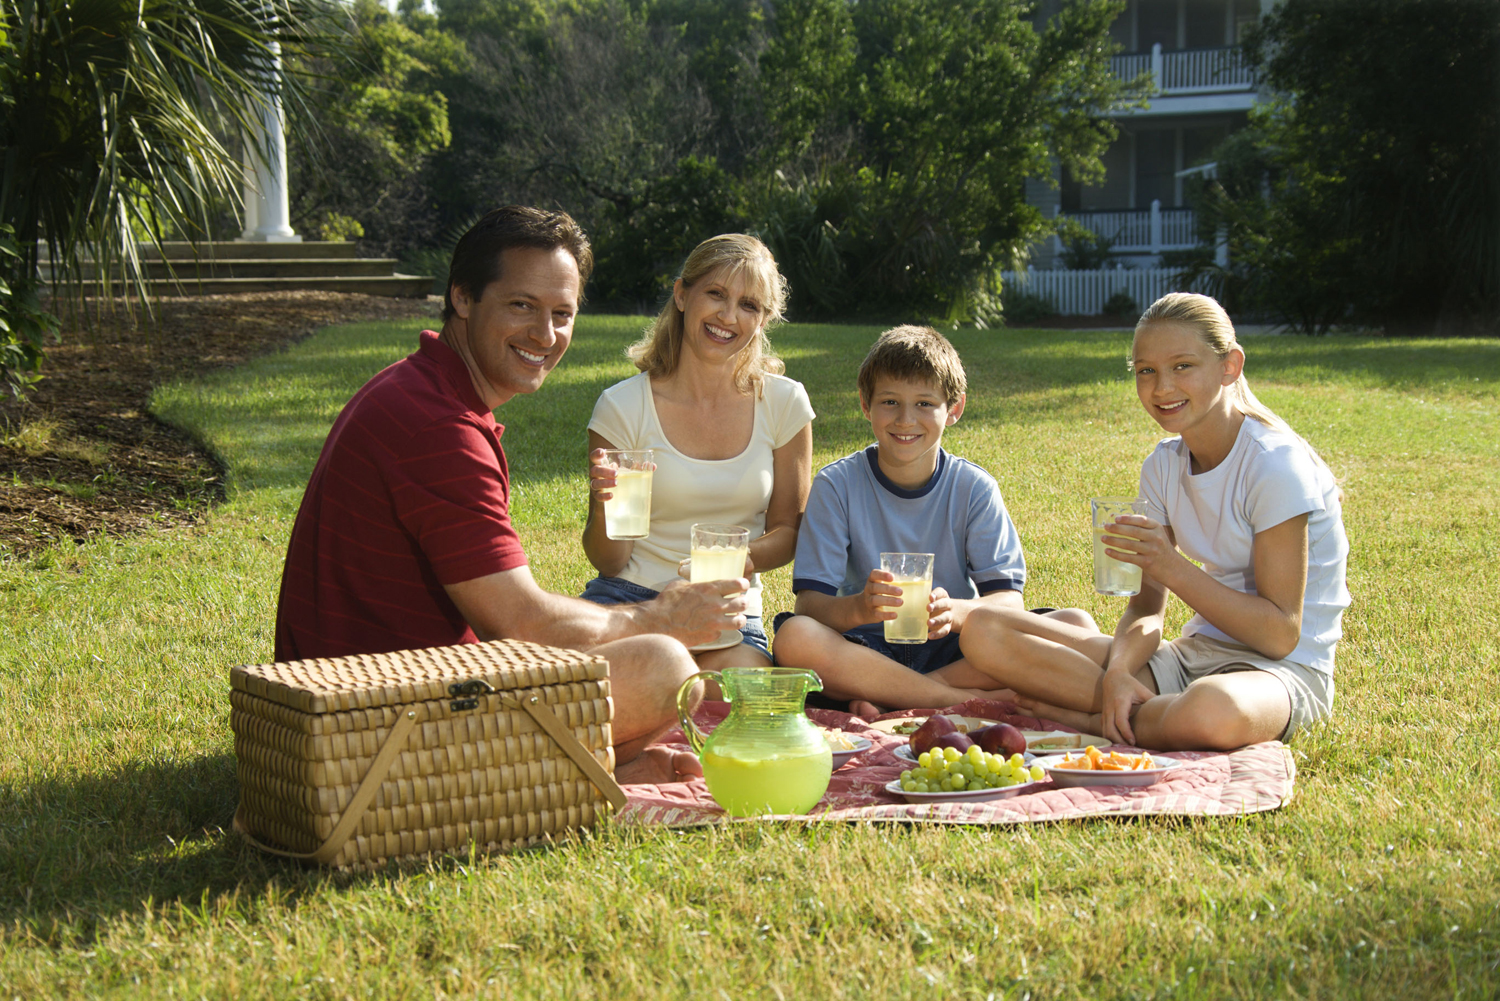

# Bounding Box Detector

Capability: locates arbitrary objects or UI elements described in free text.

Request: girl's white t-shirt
[1138,418,1350,675]
[588,372,815,617]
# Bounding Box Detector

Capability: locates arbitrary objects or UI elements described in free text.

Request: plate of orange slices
[1032,745,1183,788]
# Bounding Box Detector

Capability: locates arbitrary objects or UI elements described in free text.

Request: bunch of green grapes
[900,744,1044,793]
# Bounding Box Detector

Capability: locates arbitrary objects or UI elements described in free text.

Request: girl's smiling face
[1131,321,1244,441]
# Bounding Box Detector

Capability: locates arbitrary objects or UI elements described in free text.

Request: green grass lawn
[1,318,1496,998]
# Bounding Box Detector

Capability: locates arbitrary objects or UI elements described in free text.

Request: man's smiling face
[447,245,581,408]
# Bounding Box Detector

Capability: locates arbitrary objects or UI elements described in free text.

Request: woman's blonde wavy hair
[1133,292,1290,433]
[627,234,789,393]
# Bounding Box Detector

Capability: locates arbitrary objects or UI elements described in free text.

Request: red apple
[971,723,1028,757]
[908,714,959,755]
[932,731,976,753]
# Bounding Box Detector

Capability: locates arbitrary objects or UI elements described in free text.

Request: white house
[1010,0,1269,312]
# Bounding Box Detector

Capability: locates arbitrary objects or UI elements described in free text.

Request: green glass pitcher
[675,667,833,817]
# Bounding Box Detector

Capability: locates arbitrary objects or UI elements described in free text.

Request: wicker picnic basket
[230,639,627,868]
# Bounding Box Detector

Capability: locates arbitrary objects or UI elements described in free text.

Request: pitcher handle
[675,670,721,756]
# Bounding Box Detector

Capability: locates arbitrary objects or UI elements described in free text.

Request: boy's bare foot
[1015,696,1104,735]
[615,745,704,785]
[849,700,884,720]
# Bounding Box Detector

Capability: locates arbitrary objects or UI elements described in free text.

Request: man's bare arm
[444,566,747,650]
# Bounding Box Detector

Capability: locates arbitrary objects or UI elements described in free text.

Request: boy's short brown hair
[856,325,967,406]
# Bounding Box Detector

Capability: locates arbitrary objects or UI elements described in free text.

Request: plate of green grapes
[887,744,1047,804]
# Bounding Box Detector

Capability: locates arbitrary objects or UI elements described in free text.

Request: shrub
[1000,285,1057,325]
[1101,290,1139,319]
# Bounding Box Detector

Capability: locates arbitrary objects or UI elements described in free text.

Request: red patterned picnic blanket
[618,699,1296,827]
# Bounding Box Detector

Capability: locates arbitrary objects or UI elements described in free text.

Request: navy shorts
[579,575,771,661]
[770,611,962,674]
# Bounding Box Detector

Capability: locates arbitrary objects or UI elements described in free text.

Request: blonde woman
[580,235,814,669]
[958,293,1350,750]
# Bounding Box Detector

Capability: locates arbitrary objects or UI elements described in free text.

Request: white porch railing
[1002,267,1197,317]
[1113,44,1255,95]
[1064,203,1198,253]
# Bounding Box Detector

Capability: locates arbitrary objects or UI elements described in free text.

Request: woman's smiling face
[1131,321,1243,437]
[673,267,767,364]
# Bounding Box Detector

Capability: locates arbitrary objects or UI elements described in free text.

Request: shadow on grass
[0,753,319,939]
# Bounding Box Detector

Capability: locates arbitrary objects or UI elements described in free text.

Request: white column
[1150,42,1163,94]
[1149,199,1162,254]
[239,42,301,243]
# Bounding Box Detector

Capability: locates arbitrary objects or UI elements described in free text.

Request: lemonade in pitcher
[701,746,833,816]
[675,667,833,818]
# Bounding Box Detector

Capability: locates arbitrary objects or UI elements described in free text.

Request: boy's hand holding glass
[923,587,954,640]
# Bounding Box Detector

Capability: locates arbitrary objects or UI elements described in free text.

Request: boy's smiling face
[861,375,965,490]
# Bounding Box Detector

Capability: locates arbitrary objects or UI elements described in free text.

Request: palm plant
[0,0,340,391]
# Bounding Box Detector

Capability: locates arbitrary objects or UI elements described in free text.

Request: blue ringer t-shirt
[791,446,1026,643]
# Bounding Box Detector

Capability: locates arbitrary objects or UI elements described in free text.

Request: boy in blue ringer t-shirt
[772,326,1092,717]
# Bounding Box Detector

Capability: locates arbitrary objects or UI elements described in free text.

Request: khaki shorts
[1147,634,1334,740]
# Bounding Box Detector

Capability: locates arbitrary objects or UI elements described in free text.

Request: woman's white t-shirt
[588,372,815,617]
[1138,418,1350,675]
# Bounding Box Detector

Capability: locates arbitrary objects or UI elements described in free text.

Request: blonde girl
[957,293,1350,749]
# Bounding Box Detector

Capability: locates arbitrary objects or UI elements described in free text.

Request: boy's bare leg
[589,634,704,783]
[773,616,977,711]
[959,607,1115,712]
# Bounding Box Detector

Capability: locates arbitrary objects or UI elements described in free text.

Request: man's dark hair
[442,206,594,321]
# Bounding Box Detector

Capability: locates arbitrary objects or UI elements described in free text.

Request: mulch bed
[0,291,441,560]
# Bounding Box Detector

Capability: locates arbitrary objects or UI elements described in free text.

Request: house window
[1135,130,1177,208]
[1061,138,1133,212]
[1112,0,1249,50]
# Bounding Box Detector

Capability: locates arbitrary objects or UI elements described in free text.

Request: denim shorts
[579,575,771,661]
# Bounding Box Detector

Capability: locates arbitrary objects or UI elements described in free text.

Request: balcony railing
[1065,204,1198,253]
[1113,44,1255,95]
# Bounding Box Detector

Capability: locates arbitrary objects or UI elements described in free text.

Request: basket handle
[234,709,418,865]
[236,690,627,864]
[501,690,627,811]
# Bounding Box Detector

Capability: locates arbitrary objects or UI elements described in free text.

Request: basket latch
[448,678,496,711]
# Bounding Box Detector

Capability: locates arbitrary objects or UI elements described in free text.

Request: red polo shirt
[273,331,528,661]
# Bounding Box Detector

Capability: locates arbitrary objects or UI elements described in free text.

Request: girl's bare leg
[959,607,1114,711]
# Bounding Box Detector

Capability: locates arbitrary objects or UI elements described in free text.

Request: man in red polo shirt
[274,206,745,782]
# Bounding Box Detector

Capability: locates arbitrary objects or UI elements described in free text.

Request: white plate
[1022,730,1110,752]
[867,715,1000,737]
[1033,751,1183,788]
[894,744,1033,765]
[829,737,873,769]
[883,778,1043,804]
[688,629,745,652]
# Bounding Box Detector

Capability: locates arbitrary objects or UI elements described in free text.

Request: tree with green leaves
[752,0,1135,323]
[1186,0,1499,335]
[0,0,339,394]
[286,0,461,255]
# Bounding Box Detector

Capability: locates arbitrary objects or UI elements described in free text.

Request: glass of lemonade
[880,552,935,645]
[1090,496,1144,596]
[689,523,750,583]
[602,449,653,540]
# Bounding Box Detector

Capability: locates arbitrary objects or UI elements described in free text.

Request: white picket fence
[1002,268,1194,317]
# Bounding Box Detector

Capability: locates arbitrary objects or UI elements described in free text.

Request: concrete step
[36,240,434,297]
[37,241,360,261]
[51,258,403,280]
[136,275,433,298]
